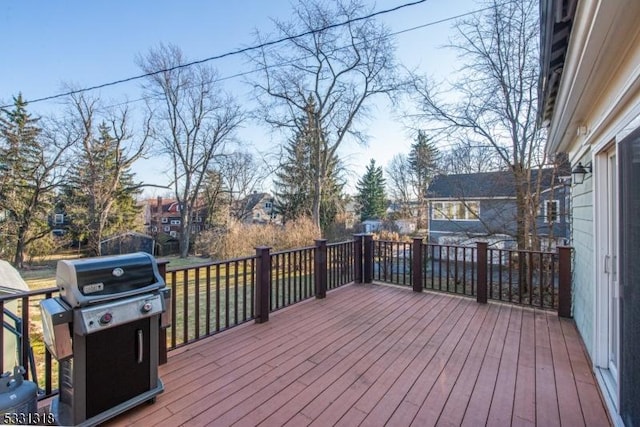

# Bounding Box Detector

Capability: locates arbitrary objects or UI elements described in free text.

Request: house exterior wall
[552,7,640,363]
[429,195,569,246]
[542,1,640,423]
[569,156,594,354]
[429,198,517,238]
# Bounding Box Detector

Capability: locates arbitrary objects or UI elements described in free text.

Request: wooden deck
[108,283,611,427]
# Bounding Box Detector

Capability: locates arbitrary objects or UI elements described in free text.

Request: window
[544,200,560,223]
[161,217,168,223]
[163,225,171,232]
[431,201,479,221]
[265,202,273,209]
[170,219,181,225]
[54,214,64,225]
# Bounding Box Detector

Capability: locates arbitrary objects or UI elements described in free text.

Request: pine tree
[356,159,387,221]
[273,97,345,232]
[409,131,440,229]
[0,94,65,267]
[273,131,313,223]
[63,122,143,256]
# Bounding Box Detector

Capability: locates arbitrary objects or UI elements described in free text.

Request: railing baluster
[205,266,211,335]
[182,269,188,344]
[170,271,177,348]
[234,262,239,325]
[463,247,467,295]
[225,262,231,327]
[194,267,200,340]
[477,242,488,304]
[215,264,221,331]
[20,296,30,380]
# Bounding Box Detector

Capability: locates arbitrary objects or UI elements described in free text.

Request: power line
[1,0,429,109]
[80,5,496,112]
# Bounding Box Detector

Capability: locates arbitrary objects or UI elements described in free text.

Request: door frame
[593,142,620,409]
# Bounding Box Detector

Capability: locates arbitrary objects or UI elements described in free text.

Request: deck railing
[0,235,570,401]
[367,236,571,313]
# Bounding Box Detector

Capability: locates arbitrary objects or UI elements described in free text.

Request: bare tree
[62,93,149,256]
[207,150,270,223]
[411,0,544,249]
[138,44,244,257]
[440,140,502,175]
[249,0,403,232]
[386,154,414,218]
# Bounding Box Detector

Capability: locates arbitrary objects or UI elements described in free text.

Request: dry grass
[196,217,320,260]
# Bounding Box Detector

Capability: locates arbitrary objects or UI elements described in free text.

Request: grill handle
[137,329,144,364]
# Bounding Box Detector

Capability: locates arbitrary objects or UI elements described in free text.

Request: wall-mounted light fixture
[571,161,592,185]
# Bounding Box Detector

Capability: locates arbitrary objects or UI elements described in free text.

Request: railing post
[157,259,169,365]
[477,242,488,304]
[354,234,363,283]
[363,234,374,284]
[315,239,327,299]
[255,246,272,323]
[412,238,423,292]
[558,246,572,318]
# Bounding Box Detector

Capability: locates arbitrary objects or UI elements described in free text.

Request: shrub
[196,217,320,259]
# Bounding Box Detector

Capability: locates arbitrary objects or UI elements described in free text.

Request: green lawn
[19,254,213,290]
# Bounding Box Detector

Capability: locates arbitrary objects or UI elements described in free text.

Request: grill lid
[57,252,165,307]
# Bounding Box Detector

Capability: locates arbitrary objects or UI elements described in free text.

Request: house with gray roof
[426,168,570,249]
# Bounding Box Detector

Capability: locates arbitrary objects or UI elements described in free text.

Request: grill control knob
[141,302,153,313]
[99,312,113,325]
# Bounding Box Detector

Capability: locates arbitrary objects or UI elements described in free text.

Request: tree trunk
[13,226,26,269]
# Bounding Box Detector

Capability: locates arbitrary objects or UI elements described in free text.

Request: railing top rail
[0,286,58,303]
[327,240,355,248]
[424,243,477,249]
[487,247,558,256]
[165,255,258,273]
[374,240,412,244]
[271,246,315,256]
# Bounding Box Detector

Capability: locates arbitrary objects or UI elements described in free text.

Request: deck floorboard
[107,283,610,427]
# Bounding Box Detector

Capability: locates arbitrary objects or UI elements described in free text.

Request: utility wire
[1,0,428,109]
[90,5,496,112]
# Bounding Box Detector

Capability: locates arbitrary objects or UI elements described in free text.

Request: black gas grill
[40,252,169,426]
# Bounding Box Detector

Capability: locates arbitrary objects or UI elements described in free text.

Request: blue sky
[0,0,479,195]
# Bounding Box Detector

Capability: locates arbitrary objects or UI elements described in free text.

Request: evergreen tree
[273,131,313,223]
[273,97,345,232]
[63,119,144,256]
[409,131,440,229]
[356,159,387,221]
[0,94,70,267]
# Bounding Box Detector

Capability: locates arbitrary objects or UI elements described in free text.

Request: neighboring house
[233,192,279,225]
[358,218,416,235]
[143,197,207,238]
[48,210,70,236]
[361,219,383,234]
[341,200,359,230]
[539,0,640,424]
[426,169,571,249]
